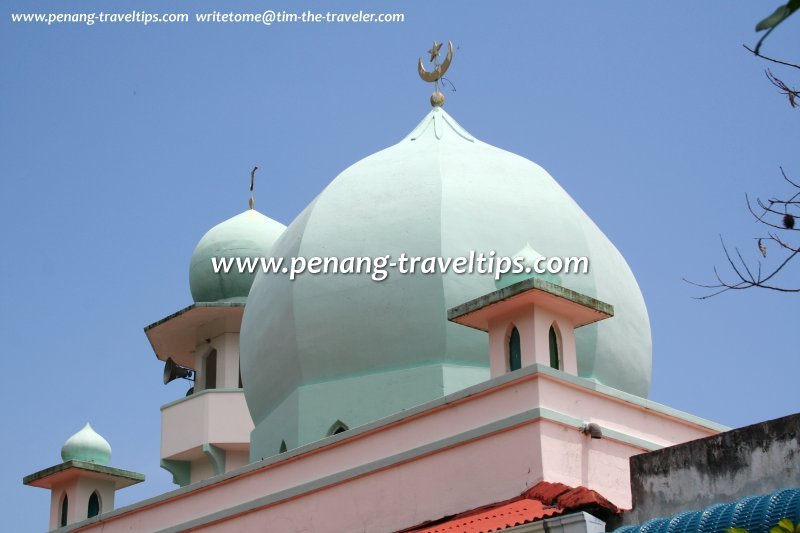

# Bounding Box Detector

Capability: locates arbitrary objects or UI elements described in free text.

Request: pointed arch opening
[60,493,68,527]
[279,440,287,453]
[327,420,349,436]
[87,491,101,518]
[508,326,522,371]
[549,323,561,370]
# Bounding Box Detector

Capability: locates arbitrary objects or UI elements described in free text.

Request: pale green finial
[61,422,112,465]
[495,242,562,289]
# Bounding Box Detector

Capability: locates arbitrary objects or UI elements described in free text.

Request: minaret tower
[144,170,286,486]
[23,423,144,530]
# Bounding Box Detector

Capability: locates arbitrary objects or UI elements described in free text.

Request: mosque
[22,42,799,532]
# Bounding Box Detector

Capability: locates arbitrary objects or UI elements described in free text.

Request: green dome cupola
[189,209,286,303]
[61,423,112,465]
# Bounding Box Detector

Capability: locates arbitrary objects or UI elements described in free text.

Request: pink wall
[73,369,721,533]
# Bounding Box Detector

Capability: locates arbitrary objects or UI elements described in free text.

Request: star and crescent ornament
[418,40,454,107]
[427,41,443,62]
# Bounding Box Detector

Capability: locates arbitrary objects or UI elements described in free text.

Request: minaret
[23,423,144,530]
[448,273,612,378]
[144,170,286,486]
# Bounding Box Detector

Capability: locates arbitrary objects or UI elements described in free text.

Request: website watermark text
[211,252,590,282]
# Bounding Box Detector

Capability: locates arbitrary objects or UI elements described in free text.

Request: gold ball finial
[431,91,445,107]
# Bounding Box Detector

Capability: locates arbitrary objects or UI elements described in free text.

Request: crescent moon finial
[418,40,454,107]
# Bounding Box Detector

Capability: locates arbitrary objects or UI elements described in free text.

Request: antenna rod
[249,166,258,209]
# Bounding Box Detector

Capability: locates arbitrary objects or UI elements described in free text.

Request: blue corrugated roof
[615,489,800,533]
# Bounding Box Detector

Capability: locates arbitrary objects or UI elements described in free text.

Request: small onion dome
[61,423,112,465]
[495,243,561,289]
[189,209,286,303]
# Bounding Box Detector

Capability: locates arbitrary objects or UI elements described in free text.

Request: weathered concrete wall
[623,413,800,525]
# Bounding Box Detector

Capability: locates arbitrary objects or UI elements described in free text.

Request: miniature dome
[495,243,562,289]
[61,423,112,465]
[189,209,286,303]
[241,107,652,439]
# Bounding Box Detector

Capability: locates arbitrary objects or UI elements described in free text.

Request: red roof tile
[412,498,560,533]
[522,481,572,505]
[555,486,619,514]
[523,482,620,514]
[404,481,620,533]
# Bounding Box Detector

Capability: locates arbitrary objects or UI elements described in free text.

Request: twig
[743,44,800,69]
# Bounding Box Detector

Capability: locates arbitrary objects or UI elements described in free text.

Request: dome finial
[249,165,258,210]
[418,40,454,107]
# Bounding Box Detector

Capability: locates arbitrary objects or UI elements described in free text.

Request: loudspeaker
[163,357,195,385]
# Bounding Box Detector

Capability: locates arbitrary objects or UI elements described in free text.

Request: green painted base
[249,363,488,461]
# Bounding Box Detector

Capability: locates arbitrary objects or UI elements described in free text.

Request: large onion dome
[241,107,652,453]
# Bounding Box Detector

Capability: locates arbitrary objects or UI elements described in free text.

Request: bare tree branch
[687,168,800,297]
[766,69,800,108]
[743,44,800,70]
[687,41,798,298]
[781,167,800,188]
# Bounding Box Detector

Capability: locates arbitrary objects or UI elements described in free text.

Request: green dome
[61,423,111,465]
[495,243,562,289]
[189,209,286,303]
[241,107,652,449]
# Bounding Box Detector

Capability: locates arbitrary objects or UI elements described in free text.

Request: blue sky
[1,2,798,531]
